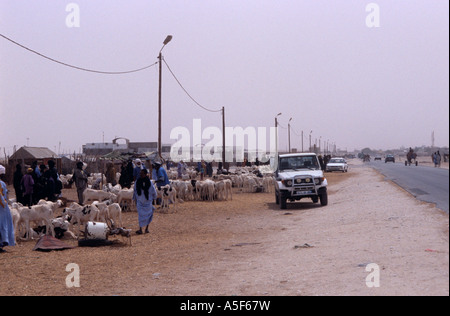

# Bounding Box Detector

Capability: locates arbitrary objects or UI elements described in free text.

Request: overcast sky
[1,0,449,156]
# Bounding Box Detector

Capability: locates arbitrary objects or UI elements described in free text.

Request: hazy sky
[1,0,449,156]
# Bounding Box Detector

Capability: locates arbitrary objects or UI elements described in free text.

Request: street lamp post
[275,113,282,154]
[319,136,322,155]
[301,130,304,153]
[288,118,292,153]
[158,35,173,160]
[309,130,313,152]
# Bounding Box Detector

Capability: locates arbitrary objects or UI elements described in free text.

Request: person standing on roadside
[0,165,15,253]
[436,151,441,168]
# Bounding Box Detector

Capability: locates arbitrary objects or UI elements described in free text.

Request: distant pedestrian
[206,162,213,178]
[177,160,187,179]
[21,168,34,207]
[133,168,157,235]
[0,165,15,252]
[436,151,441,168]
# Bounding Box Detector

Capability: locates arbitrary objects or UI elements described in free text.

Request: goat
[83,188,116,203]
[107,203,123,228]
[62,203,99,238]
[116,188,134,211]
[18,204,56,240]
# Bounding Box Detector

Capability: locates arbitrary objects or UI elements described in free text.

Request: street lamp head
[163,35,173,45]
[289,117,293,122]
[276,112,282,117]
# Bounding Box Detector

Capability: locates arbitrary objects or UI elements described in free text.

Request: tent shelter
[9,146,61,172]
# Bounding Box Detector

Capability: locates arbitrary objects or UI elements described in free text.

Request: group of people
[432,151,442,168]
[13,160,62,207]
[0,157,172,253]
[2,160,63,253]
[73,158,170,236]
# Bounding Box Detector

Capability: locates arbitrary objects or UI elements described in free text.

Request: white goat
[62,203,99,238]
[107,203,123,228]
[18,204,56,240]
[116,188,134,211]
[83,188,117,203]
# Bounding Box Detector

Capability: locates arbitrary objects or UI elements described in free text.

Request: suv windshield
[279,155,320,170]
[329,158,345,163]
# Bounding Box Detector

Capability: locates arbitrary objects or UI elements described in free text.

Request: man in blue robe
[0,165,15,252]
[133,169,157,235]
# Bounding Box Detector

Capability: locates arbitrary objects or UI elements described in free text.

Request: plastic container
[85,222,109,240]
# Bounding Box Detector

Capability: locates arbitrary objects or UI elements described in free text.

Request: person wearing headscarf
[0,165,15,252]
[43,160,59,201]
[152,161,169,188]
[13,164,24,205]
[133,168,157,235]
[21,168,35,207]
[133,159,145,181]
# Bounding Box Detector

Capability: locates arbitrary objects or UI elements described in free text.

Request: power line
[0,33,158,74]
[162,57,222,113]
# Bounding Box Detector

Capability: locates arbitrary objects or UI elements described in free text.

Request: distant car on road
[326,157,348,172]
[385,154,395,163]
[374,155,382,161]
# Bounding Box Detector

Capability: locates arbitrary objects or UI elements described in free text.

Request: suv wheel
[320,191,328,206]
[279,192,287,209]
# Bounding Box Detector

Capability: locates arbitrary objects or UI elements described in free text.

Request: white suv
[273,153,328,209]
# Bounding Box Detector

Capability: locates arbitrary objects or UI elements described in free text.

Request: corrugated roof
[10,147,57,160]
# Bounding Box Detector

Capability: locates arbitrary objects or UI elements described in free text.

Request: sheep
[116,188,134,211]
[223,179,233,200]
[9,202,22,243]
[157,185,172,210]
[18,203,57,240]
[83,188,117,203]
[91,200,112,222]
[107,203,123,228]
[51,216,77,240]
[203,180,215,202]
[263,176,274,193]
[171,180,187,202]
[62,203,100,238]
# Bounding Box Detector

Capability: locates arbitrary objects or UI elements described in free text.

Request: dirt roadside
[0,159,448,296]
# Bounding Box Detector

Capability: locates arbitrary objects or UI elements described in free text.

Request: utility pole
[157,35,173,160]
[301,130,304,152]
[222,106,226,170]
[288,118,292,153]
[275,113,282,155]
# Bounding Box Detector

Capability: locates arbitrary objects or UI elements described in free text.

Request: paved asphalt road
[368,161,449,214]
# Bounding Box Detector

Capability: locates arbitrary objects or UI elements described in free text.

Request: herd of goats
[7,165,276,244]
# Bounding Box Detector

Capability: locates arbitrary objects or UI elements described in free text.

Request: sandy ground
[0,159,448,296]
